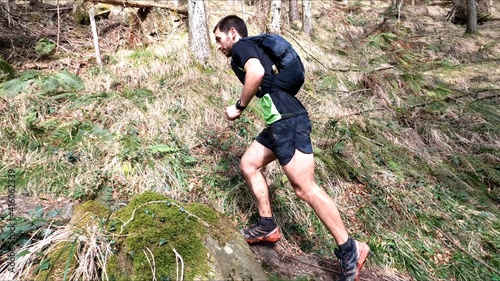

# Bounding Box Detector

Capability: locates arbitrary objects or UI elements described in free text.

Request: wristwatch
[236,100,247,111]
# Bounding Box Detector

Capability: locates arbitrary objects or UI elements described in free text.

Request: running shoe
[335,240,370,281]
[242,218,281,243]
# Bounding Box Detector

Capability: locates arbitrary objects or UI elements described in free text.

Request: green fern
[368,32,397,50]
[49,121,95,148]
[0,71,39,96]
[41,70,84,95]
[71,91,113,109]
[34,38,56,56]
[54,70,84,92]
[467,100,500,131]
[0,70,84,97]
[41,75,60,95]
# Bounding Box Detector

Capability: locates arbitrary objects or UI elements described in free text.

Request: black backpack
[243,34,305,96]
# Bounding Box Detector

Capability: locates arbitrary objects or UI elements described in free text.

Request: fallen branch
[83,0,188,15]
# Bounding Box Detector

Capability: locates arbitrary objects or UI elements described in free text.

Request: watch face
[236,100,246,110]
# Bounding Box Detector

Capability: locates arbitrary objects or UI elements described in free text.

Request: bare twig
[397,0,403,23]
[143,247,157,281]
[172,247,184,281]
[363,16,388,39]
[369,65,396,73]
[56,0,61,47]
[89,4,103,69]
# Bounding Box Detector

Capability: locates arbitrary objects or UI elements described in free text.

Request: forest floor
[1,0,499,280]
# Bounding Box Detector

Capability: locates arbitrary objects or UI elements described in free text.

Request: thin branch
[369,65,396,73]
[143,247,157,281]
[362,16,388,39]
[56,0,61,48]
[283,29,360,72]
[172,247,184,281]
[5,1,11,28]
[284,30,328,70]
[469,93,500,103]
[397,0,403,23]
[89,4,103,69]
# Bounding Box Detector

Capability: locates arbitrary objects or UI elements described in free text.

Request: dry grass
[1,0,499,280]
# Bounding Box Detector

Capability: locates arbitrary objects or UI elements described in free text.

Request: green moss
[31,193,235,281]
[71,200,110,230]
[105,254,133,281]
[107,192,224,280]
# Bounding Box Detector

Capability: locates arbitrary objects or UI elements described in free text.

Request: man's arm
[226,58,265,120]
[239,58,265,106]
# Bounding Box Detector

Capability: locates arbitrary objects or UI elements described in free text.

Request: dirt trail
[250,241,411,281]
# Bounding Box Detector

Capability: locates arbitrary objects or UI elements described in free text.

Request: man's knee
[293,186,307,200]
[240,156,254,176]
[291,182,319,202]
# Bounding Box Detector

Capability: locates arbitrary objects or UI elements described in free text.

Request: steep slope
[0,1,498,280]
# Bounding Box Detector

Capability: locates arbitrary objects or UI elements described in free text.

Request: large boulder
[29,192,267,281]
[107,192,267,280]
[7,192,268,281]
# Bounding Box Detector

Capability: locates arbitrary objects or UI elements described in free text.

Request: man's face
[214,27,235,58]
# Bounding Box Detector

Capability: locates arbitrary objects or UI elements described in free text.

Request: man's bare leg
[283,149,370,281]
[240,140,277,217]
[239,141,282,243]
[282,149,349,245]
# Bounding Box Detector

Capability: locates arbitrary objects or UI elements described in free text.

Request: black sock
[338,237,353,253]
[258,216,277,230]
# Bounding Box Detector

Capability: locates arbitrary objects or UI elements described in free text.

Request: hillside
[1,0,499,280]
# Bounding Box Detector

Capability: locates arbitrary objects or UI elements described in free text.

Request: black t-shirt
[230,38,307,124]
[230,40,275,97]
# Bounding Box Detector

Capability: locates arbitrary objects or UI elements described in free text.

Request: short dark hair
[213,15,248,37]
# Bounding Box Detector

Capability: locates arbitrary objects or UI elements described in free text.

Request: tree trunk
[465,0,478,34]
[302,0,312,36]
[269,0,281,34]
[188,0,210,63]
[258,0,271,32]
[289,0,299,22]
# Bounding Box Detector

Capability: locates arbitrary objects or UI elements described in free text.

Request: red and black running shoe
[242,218,281,244]
[335,240,370,281]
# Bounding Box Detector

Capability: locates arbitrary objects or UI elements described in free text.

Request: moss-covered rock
[107,192,267,280]
[30,192,266,281]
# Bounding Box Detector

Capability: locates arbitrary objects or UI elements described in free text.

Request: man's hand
[226,105,242,121]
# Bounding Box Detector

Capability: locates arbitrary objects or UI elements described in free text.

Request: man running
[213,15,370,281]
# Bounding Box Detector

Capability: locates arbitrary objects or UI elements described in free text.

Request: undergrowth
[0,1,498,280]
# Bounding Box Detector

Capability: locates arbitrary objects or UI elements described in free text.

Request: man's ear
[229,27,238,39]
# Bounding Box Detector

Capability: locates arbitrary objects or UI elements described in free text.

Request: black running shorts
[255,114,313,166]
